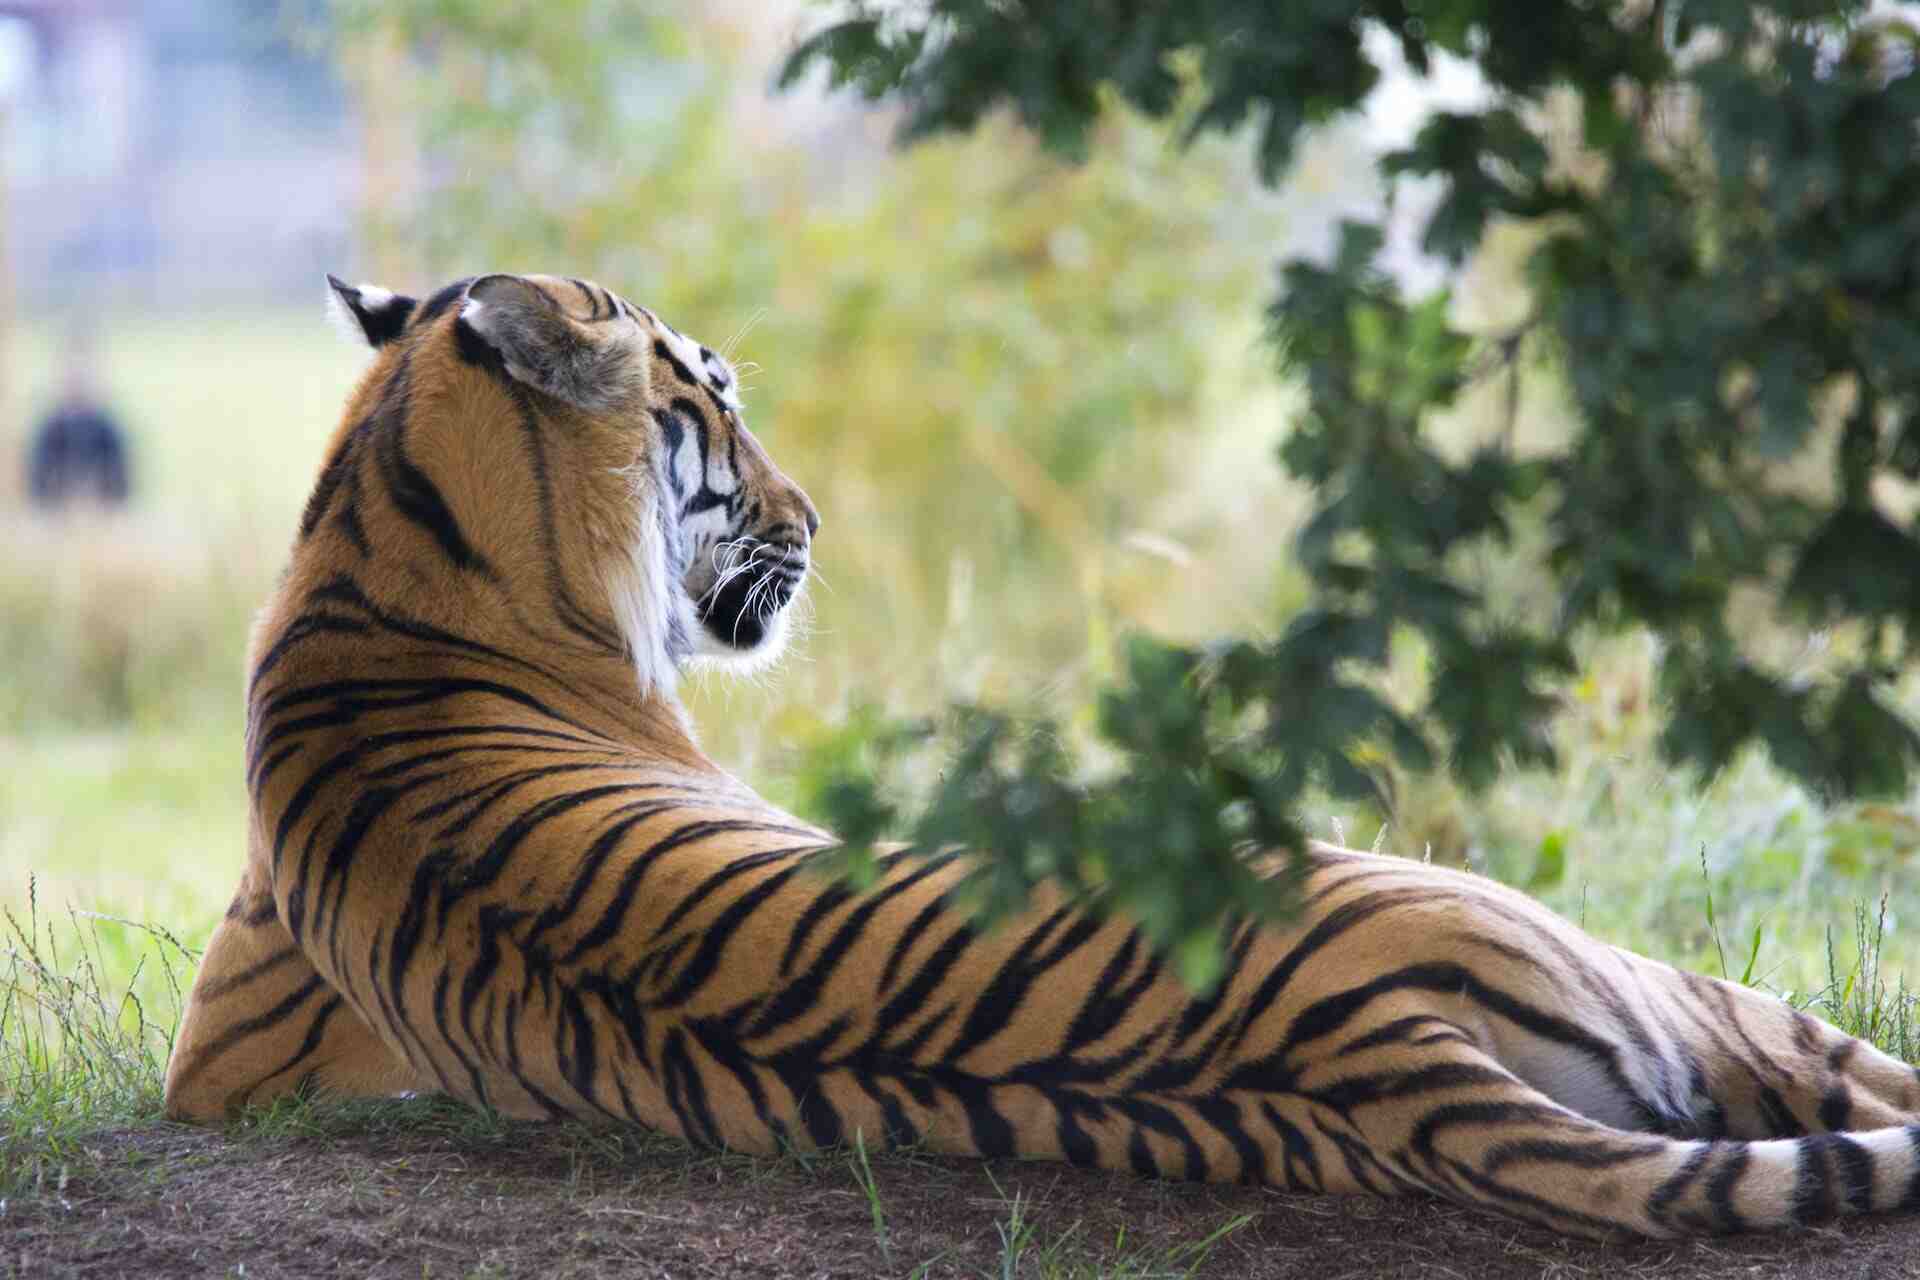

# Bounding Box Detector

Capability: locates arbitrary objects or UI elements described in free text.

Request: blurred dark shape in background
[26,331,127,508]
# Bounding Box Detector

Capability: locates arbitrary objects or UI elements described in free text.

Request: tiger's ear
[326,275,417,348]
[456,274,639,411]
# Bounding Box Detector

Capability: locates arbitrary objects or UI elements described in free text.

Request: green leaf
[1526,831,1569,892]
[1740,921,1766,988]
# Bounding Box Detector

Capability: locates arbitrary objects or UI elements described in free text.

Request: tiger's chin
[688,606,797,678]
[684,541,806,677]
[687,585,802,678]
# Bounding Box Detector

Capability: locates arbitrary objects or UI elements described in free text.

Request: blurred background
[0,0,1914,1009]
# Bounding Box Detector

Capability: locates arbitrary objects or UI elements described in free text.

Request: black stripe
[433,785,640,931]
[685,1015,792,1149]
[262,995,346,1092]
[568,278,600,318]
[1337,1014,1465,1057]
[877,926,976,1043]
[559,819,816,967]
[307,785,405,961]
[1430,1148,1634,1235]
[1053,1094,1103,1167]
[1224,888,1425,1059]
[413,763,632,836]
[653,339,698,386]
[299,420,366,541]
[1703,1142,1752,1232]
[459,902,532,1080]
[1482,1135,1659,1176]
[429,964,495,1110]
[648,843,826,942]
[941,907,1098,1064]
[744,854,952,1041]
[270,740,369,873]
[1409,1099,1581,1165]
[195,945,304,1002]
[175,973,328,1081]
[650,861,818,1009]
[1191,1095,1267,1183]
[507,391,625,651]
[1246,962,1639,1107]
[661,1027,724,1146]
[307,576,553,679]
[1262,1100,1323,1192]
[373,357,493,576]
[250,613,371,694]
[1113,1096,1208,1180]
[519,800,683,954]
[414,277,477,327]
[1818,1086,1852,1132]
[1308,1061,1516,1117]
[1063,931,1150,1052]
[776,879,856,976]
[336,463,371,555]
[942,1074,1015,1158]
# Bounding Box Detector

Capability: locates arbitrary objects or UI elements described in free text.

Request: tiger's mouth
[690,537,806,653]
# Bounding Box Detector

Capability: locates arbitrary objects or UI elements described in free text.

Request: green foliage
[790,1,1920,964]
[808,639,1306,986]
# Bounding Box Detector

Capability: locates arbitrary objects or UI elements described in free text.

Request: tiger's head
[321,272,818,699]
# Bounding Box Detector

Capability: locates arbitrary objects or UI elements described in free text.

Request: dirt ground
[9,1118,1920,1280]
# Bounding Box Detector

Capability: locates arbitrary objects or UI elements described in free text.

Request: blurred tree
[785,3,1920,980]
[322,2,1276,759]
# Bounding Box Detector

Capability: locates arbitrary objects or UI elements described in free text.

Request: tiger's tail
[1348,1037,1920,1237]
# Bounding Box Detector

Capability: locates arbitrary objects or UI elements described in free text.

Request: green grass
[0,886,190,1197]
[967,1168,1255,1280]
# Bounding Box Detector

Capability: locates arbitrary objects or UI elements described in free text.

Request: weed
[1797,894,1919,1063]
[850,1128,891,1260]
[0,880,192,1195]
[989,1176,1038,1280]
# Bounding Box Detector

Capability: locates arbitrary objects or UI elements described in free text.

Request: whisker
[721,307,768,363]
[698,539,777,608]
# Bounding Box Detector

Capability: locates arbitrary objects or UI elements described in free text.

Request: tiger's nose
[799,492,820,539]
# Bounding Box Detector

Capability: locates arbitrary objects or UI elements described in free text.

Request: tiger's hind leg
[1659,964,1920,1138]
[164,874,433,1121]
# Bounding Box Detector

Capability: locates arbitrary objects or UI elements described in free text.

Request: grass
[0,885,190,1199]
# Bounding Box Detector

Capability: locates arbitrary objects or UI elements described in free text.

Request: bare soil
[9,1116,1920,1280]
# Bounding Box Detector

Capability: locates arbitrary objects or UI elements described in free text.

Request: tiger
[163,271,1920,1240]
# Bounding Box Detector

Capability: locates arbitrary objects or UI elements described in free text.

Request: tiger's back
[166,272,1920,1239]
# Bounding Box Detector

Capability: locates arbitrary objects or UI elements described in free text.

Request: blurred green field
[2,309,357,933]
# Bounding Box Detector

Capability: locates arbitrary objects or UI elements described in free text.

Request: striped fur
[165,273,1920,1238]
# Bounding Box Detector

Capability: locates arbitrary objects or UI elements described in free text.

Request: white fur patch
[326,280,405,349]
[602,464,695,699]
[690,596,797,678]
[325,288,362,346]
[657,325,743,412]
